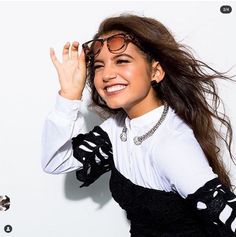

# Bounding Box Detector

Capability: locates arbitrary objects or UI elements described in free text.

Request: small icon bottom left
[4,225,12,233]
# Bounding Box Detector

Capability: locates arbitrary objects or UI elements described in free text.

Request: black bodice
[72,126,236,237]
[110,164,223,237]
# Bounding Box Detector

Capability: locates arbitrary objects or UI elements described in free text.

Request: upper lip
[104,83,128,90]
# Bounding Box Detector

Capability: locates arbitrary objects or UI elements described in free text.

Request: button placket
[128,127,137,177]
[126,129,132,174]
[123,122,131,176]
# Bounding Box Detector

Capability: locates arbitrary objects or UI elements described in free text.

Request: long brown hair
[86,13,235,188]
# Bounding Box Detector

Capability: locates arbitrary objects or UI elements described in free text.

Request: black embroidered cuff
[72,126,113,187]
[186,178,236,236]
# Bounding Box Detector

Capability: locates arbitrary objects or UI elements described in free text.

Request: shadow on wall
[63,108,112,208]
[64,172,112,209]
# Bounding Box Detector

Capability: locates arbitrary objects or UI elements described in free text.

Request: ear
[151,61,165,83]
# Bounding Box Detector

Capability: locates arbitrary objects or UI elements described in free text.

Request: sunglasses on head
[82,33,137,61]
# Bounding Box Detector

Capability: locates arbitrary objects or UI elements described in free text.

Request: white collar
[124,105,165,130]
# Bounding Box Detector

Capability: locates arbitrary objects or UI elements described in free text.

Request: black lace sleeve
[71,126,113,187]
[186,178,236,236]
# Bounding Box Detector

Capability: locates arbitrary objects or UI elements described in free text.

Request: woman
[42,14,236,236]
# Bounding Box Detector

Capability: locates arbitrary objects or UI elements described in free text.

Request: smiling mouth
[105,84,127,93]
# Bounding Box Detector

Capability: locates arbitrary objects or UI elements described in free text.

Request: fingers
[50,41,82,68]
[71,41,79,60]
[62,41,79,61]
[62,42,70,61]
[50,47,60,68]
[78,50,87,78]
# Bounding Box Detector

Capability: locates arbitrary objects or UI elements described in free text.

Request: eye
[94,64,103,70]
[117,59,129,64]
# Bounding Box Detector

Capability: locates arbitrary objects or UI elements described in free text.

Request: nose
[102,64,117,82]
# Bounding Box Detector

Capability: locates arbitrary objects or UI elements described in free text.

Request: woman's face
[93,31,164,118]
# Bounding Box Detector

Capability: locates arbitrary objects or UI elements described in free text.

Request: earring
[151,80,159,89]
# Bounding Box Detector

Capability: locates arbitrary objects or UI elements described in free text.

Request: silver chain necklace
[120,101,169,145]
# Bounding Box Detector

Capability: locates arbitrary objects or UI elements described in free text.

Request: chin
[105,101,124,110]
[106,104,122,110]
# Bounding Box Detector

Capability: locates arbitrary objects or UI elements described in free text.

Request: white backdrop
[0,1,236,236]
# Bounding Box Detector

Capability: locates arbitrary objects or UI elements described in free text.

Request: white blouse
[41,93,217,198]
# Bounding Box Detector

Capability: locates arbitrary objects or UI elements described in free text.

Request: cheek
[120,67,138,81]
[125,65,151,86]
[93,76,100,91]
[93,77,105,98]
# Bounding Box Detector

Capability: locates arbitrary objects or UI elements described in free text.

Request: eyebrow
[94,53,134,63]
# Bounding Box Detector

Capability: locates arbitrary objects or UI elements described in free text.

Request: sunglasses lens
[108,36,126,52]
[84,40,103,56]
[83,34,130,60]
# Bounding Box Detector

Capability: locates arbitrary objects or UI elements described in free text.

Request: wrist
[59,90,82,100]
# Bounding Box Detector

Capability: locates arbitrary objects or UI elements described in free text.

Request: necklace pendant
[120,132,127,142]
[133,136,142,145]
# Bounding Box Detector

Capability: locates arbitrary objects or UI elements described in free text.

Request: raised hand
[50,41,87,100]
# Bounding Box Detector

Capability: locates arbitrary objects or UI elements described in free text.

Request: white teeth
[106,85,126,93]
